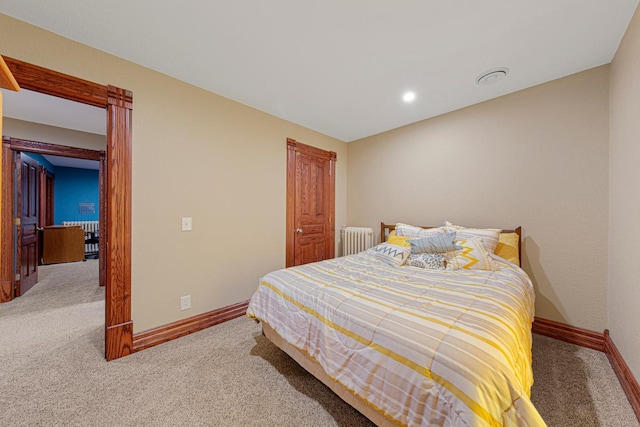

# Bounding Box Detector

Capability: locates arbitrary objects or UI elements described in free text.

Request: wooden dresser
[42,226,85,264]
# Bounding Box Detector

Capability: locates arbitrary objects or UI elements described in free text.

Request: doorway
[6,137,106,294]
[0,57,132,361]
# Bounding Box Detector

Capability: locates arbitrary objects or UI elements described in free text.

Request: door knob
[296,228,303,234]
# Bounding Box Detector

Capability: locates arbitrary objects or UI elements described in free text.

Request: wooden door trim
[14,151,22,296]
[38,165,46,229]
[285,141,296,267]
[285,138,336,267]
[6,139,102,162]
[3,57,106,108]
[104,85,133,358]
[0,141,12,302]
[0,55,20,91]
[1,57,133,361]
[8,137,102,160]
[38,165,53,265]
[99,153,106,287]
[39,166,55,228]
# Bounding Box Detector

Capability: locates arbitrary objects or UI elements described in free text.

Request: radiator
[342,226,374,256]
[62,220,99,255]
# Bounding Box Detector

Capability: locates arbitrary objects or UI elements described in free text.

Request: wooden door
[286,139,336,267]
[17,153,40,296]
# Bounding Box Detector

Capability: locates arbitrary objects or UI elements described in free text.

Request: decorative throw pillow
[395,223,446,239]
[446,237,498,271]
[373,243,410,267]
[409,232,461,254]
[494,232,520,265]
[444,221,501,253]
[406,253,446,269]
[387,235,411,247]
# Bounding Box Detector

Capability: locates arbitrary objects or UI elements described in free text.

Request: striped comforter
[247,250,546,426]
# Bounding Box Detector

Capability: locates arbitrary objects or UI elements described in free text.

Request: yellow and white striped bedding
[247,250,546,426]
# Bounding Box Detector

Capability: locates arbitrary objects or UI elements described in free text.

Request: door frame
[39,164,55,230]
[285,138,336,267]
[5,137,105,289]
[0,57,133,361]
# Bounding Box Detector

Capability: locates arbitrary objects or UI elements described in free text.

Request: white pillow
[373,243,410,267]
[395,223,446,239]
[444,221,501,253]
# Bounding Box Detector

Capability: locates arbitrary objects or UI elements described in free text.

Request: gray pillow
[409,232,461,254]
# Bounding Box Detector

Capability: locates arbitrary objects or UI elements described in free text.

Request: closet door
[286,139,336,267]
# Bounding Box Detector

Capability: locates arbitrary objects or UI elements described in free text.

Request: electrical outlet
[180,295,191,311]
[181,217,192,231]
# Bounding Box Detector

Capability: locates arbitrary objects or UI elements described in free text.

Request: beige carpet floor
[0,260,638,426]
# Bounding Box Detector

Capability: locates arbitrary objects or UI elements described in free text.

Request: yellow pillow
[387,234,411,247]
[446,237,498,271]
[494,232,520,266]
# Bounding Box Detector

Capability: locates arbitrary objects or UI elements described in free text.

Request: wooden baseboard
[532,316,605,352]
[604,330,640,422]
[532,317,639,422]
[132,300,249,352]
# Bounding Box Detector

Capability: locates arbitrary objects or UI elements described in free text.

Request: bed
[247,222,546,426]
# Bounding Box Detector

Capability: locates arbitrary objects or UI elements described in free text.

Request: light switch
[181,217,192,231]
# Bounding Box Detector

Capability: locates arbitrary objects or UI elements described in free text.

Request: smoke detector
[476,67,509,85]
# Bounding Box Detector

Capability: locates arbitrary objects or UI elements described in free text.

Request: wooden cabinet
[42,226,85,264]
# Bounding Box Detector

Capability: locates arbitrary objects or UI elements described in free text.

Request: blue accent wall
[54,167,99,223]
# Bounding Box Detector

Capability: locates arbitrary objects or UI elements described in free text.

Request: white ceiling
[42,154,99,171]
[0,1,638,142]
[1,88,106,136]
[1,88,104,170]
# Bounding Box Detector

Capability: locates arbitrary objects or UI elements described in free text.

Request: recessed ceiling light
[403,91,416,102]
[476,67,510,85]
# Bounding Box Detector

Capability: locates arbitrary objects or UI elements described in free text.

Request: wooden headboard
[380,222,522,267]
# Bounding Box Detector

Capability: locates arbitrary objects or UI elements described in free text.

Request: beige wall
[348,66,610,332]
[2,117,106,150]
[609,5,640,382]
[0,14,347,332]
[4,11,636,378]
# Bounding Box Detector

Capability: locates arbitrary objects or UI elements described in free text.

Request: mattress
[247,249,546,426]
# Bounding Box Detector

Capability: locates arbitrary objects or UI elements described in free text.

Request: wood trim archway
[0,57,133,361]
[3,137,105,288]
